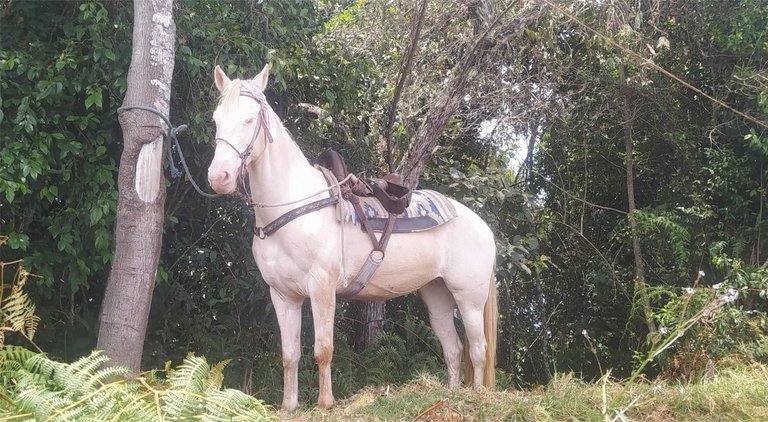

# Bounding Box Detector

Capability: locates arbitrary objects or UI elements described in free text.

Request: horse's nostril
[208,170,231,187]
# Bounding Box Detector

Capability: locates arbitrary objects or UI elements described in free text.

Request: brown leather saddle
[317,149,411,214]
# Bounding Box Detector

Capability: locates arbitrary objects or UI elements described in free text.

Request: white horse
[206,64,497,411]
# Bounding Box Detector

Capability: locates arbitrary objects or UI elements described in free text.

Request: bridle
[210,81,347,240]
[213,81,275,174]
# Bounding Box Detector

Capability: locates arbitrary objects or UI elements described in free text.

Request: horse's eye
[245,117,255,124]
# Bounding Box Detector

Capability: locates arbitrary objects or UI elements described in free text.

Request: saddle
[316,148,412,299]
[317,149,411,214]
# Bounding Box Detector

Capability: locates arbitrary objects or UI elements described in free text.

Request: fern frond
[2,348,275,420]
[23,352,64,386]
[203,388,273,421]
[1,272,41,342]
[15,383,68,421]
[632,210,692,268]
[59,350,116,396]
[162,354,211,419]
[86,366,133,389]
[206,358,231,392]
[1,344,37,367]
[110,393,158,421]
[168,353,210,393]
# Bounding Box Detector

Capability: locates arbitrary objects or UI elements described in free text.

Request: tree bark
[97,0,176,372]
[619,65,657,336]
[350,300,386,351]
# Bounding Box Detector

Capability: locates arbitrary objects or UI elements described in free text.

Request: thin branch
[384,0,429,174]
[531,169,628,215]
[298,102,328,119]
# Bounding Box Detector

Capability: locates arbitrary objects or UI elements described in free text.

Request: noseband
[214,82,275,172]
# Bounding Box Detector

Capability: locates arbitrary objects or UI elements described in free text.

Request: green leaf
[324,89,336,105]
[57,232,73,252]
[7,232,30,250]
[89,207,103,226]
[84,87,103,109]
[5,188,15,204]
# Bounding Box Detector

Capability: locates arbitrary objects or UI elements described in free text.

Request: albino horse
[207,64,497,411]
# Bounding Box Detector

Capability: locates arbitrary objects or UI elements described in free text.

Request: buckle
[255,226,267,240]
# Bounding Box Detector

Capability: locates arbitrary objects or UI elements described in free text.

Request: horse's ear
[214,65,231,93]
[251,63,271,91]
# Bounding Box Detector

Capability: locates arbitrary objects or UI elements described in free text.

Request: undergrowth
[1,244,275,421]
[0,346,276,421]
[295,365,768,421]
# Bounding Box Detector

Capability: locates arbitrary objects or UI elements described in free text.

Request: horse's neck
[247,125,325,223]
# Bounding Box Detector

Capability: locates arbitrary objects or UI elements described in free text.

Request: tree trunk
[619,65,656,336]
[350,300,386,351]
[97,0,176,372]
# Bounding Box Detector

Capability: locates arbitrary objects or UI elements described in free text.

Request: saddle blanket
[350,189,458,233]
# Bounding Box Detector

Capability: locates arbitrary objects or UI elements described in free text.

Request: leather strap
[255,196,339,239]
[338,197,398,298]
[347,194,381,250]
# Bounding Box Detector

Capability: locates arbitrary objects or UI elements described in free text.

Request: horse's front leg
[309,282,336,409]
[269,287,303,412]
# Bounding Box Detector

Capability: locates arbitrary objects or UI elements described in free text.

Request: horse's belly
[344,240,441,300]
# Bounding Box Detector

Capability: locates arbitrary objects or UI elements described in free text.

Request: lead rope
[117,105,221,198]
[118,105,357,208]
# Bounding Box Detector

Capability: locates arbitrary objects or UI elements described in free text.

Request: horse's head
[207,64,272,194]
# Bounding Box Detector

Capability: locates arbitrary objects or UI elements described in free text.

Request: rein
[253,173,353,208]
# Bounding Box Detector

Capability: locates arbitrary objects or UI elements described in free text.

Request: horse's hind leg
[454,294,487,388]
[419,278,462,388]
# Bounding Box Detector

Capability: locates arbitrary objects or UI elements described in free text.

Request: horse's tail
[463,266,498,390]
[483,269,498,389]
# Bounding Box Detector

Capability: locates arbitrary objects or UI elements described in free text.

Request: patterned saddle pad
[351,190,458,233]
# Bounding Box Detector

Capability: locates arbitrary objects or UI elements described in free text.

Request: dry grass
[284,364,768,421]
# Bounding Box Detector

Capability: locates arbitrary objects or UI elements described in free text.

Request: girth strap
[254,196,339,239]
[337,213,396,299]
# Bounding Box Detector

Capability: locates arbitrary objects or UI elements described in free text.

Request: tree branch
[384,0,428,174]
[398,0,545,188]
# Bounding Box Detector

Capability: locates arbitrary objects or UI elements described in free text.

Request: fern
[631,209,692,269]
[163,353,210,419]
[1,263,41,346]
[0,347,276,421]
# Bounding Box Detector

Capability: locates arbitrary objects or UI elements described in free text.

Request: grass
[286,364,768,421]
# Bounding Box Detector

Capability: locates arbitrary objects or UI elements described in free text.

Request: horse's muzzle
[208,169,237,194]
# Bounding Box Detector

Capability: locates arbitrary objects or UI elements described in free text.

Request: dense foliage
[527,0,768,380]
[1,0,766,411]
